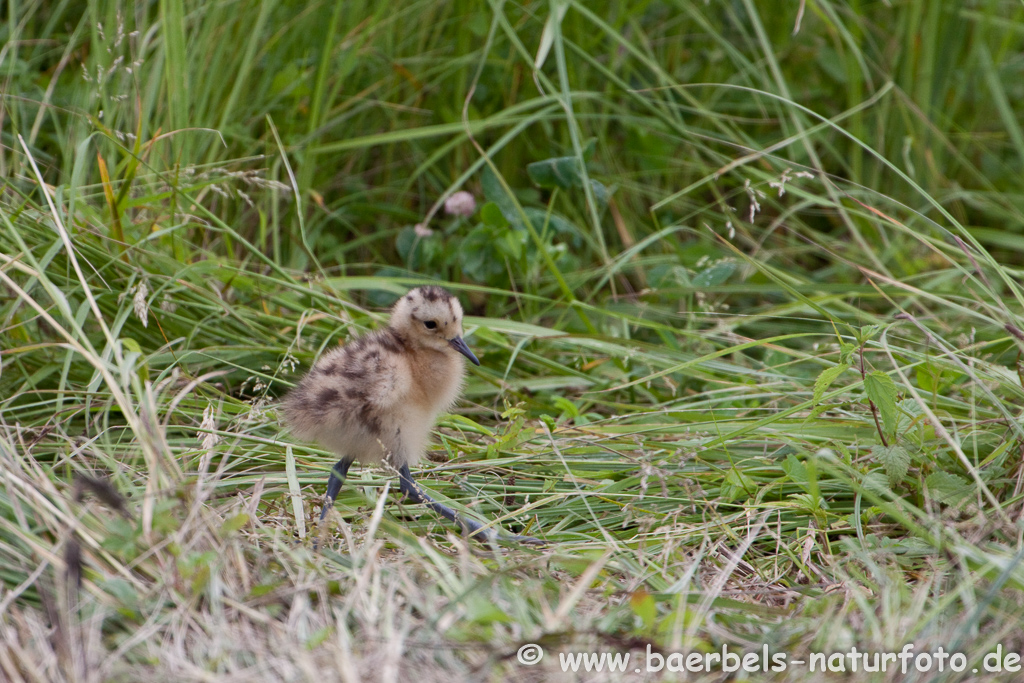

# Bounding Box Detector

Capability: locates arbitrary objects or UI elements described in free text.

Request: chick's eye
[424,320,437,330]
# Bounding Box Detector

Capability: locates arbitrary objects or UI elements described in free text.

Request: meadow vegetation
[3,0,1024,680]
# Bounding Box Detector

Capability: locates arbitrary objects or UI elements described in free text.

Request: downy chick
[284,286,539,544]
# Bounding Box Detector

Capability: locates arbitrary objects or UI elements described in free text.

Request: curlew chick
[284,286,539,544]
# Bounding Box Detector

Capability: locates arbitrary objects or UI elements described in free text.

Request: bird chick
[284,286,538,544]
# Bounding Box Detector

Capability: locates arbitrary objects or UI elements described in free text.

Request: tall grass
[3,0,1024,680]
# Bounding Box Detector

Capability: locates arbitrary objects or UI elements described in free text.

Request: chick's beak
[448,336,481,365]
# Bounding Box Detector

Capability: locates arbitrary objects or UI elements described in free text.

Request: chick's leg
[319,457,354,522]
[397,464,542,545]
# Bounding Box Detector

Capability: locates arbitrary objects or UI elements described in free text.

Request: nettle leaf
[864,371,899,436]
[857,325,882,344]
[871,444,911,488]
[896,398,925,433]
[692,260,737,287]
[813,362,850,404]
[925,471,973,505]
[861,471,891,495]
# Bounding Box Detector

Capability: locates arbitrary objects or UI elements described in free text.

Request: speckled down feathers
[283,287,470,468]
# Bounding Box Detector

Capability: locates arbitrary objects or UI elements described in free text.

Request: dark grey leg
[319,457,354,522]
[397,464,542,545]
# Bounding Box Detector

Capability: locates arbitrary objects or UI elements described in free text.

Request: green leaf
[465,594,512,625]
[100,517,139,557]
[783,453,808,484]
[871,444,910,488]
[497,227,524,260]
[581,138,597,161]
[839,343,857,364]
[896,398,924,433]
[813,362,850,404]
[720,468,756,502]
[692,260,737,287]
[527,155,583,189]
[925,471,973,505]
[480,201,507,227]
[481,166,522,228]
[552,396,580,419]
[305,626,333,650]
[220,513,250,536]
[890,537,938,557]
[249,582,283,598]
[857,325,882,344]
[864,371,899,437]
[847,506,884,528]
[790,492,828,515]
[629,588,657,629]
[916,362,958,394]
[589,179,610,206]
[459,225,507,283]
[522,207,580,243]
[916,364,936,393]
[861,471,891,495]
[395,226,418,262]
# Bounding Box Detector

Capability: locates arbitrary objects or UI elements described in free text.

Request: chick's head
[390,286,479,365]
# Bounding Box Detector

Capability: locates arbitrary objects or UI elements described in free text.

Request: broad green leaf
[692,261,737,287]
[220,513,250,536]
[721,468,756,501]
[925,471,973,505]
[839,343,857,364]
[481,165,522,228]
[857,325,882,344]
[865,371,899,437]
[534,0,568,70]
[813,362,850,403]
[525,140,598,190]
[896,398,925,433]
[790,492,828,515]
[465,594,512,625]
[589,179,611,206]
[480,201,507,227]
[916,363,937,393]
[783,453,808,484]
[629,588,657,629]
[891,537,938,557]
[527,155,583,189]
[871,444,910,488]
[522,207,579,239]
[861,471,891,495]
[498,228,524,259]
